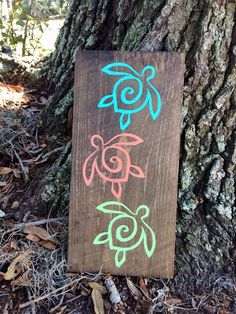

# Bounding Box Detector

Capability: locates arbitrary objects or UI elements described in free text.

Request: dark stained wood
[68,51,185,278]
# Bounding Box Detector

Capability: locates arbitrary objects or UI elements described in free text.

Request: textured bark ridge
[41,0,236,292]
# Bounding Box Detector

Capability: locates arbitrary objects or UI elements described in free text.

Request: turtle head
[90,134,104,148]
[142,66,156,81]
[136,205,150,219]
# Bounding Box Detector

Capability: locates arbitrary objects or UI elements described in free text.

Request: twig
[196,293,212,312]
[26,287,36,314]
[0,131,27,147]
[6,217,68,233]
[19,274,99,309]
[3,301,9,314]
[40,146,64,159]
[27,148,44,155]
[49,288,66,313]
[13,217,68,228]
[35,127,39,147]
[19,278,82,309]
[65,295,82,304]
[21,152,44,164]
[21,147,64,164]
[13,148,29,181]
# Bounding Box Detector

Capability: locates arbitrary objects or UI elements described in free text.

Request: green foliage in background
[0,0,68,56]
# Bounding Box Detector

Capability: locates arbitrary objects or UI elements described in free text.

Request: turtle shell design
[93,201,156,267]
[82,133,145,199]
[98,62,162,130]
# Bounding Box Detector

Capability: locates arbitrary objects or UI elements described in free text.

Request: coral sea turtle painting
[93,201,156,268]
[97,62,162,130]
[82,133,145,199]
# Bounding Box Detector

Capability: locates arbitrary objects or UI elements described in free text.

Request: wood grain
[68,51,184,278]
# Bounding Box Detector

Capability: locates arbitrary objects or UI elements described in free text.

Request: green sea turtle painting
[93,201,156,268]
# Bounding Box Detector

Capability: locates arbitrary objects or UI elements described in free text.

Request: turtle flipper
[119,113,131,131]
[102,62,139,77]
[148,86,162,120]
[96,201,132,215]
[130,165,145,178]
[106,133,143,146]
[98,94,114,108]
[82,150,97,186]
[93,231,109,245]
[115,250,126,267]
[111,182,122,199]
[141,225,156,258]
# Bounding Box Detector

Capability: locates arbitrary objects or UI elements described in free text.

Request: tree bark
[41,0,236,294]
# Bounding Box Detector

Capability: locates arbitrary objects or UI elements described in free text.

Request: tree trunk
[41,0,236,295]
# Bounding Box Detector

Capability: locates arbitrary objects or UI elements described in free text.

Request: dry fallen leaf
[39,240,57,250]
[139,277,149,297]
[4,249,34,280]
[166,297,182,305]
[23,225,57,243]
[91,289,105,314]
[0,82,24,93]
[126,277,142,300]
[26,234,40,243]
[55,305,67,314]
[89,282,107,294]
[13,168,21,178]
[0,167,13,175]
[10,238,19,250]
[1,182,12,193]
[11,269,32,286]
[1,238,18,254]
[0,82,30,104]
[66,272,77,277]
[11,201,19,209]
[0,119,7,126]
[89,282,106,314]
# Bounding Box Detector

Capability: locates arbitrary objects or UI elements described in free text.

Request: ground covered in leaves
[0,55,235,314]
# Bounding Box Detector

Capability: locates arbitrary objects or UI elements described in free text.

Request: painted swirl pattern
[93,201,156,267]
[98,62,162,130]
[82,133,145,199]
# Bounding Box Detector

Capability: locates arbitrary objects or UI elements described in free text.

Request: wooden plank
[68,51,184,278]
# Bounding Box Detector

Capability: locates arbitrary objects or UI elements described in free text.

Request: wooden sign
[68,51,184,278]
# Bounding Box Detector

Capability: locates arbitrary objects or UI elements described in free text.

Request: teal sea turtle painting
[97,62,162,131]
[93,201,156,268]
